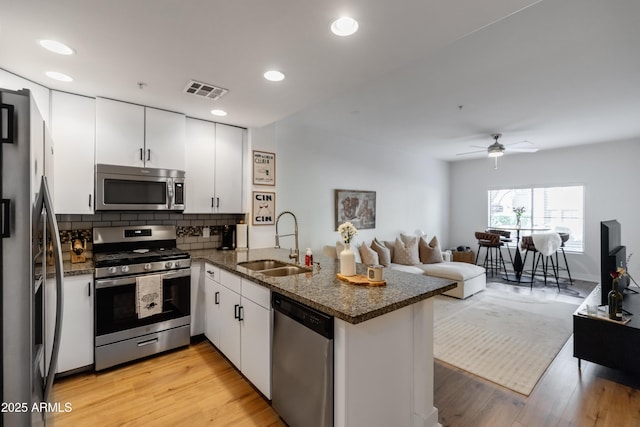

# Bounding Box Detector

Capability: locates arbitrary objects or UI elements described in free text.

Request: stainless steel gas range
[92,225,191,371]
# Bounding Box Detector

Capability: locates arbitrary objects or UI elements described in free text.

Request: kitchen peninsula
[192,247,456,427]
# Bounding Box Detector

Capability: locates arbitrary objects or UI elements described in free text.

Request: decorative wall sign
[252,191,276,225]
[334,189,376,230]
[253,150,276,185]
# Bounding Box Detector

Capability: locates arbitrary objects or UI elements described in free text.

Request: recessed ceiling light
[45,71,73,82]
[330,16,359,36]
[263,70,285,82]
[210,109,227,117]
[38,39,74,55]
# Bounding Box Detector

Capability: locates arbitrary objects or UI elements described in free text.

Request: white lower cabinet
[203,265,271,398]
[58,275,94,373]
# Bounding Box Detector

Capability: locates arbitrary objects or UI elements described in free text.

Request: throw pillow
[393,237,420,265]
[359,242,379,265]
[336,240,362,264]
[371,238,392,266]
[400,233,418,246]
[383,240,395,261]
[419,235,444,264]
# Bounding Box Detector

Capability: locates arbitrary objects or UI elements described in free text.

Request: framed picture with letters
[253,191,276,225]
[253,150,276,185]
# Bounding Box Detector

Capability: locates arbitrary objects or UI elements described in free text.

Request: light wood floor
[53,279,640,426]
[52,340,285,426]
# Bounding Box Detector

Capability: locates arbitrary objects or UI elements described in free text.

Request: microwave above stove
[96,164,185,211]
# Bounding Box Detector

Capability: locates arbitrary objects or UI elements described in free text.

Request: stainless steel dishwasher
[272,292,334,427]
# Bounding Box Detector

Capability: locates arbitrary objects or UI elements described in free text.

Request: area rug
[433,284,579,396]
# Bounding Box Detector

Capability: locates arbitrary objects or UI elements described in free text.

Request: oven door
[95,269,191,346]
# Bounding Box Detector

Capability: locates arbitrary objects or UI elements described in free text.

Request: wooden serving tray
[337,273,386,287]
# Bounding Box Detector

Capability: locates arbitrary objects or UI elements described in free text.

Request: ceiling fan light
[488,150,504,158]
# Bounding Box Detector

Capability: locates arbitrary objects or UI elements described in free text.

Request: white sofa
[324,245,486,299]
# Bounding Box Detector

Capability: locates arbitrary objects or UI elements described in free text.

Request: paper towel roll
[236,223,248,249]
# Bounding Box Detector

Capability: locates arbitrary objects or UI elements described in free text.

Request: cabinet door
[57,275,94,373]
[144,107,186,170]
[95,98,145,167]
[218,285,241,369]
[214,123,244,213]
[190,262,204,336]
[203,265,221,346]
[51,91,95,214]
[184,118,216,213]
[240,296,271,399]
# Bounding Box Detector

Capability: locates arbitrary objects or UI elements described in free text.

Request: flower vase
[340,243,356,276]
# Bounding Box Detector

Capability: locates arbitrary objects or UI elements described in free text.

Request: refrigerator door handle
[35,176,64,402]
[1,198,9,237]
[1,102,15,144]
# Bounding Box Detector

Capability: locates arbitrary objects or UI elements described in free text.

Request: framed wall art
[253,150,276,185]
[334,189,376,230]
[252,191,276,225]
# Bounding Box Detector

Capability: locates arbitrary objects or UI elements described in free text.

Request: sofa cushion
[413,261,485,281]
[336,241,362,264]
[393,237,420,265]
[359,242,379,265]
[371,238,391,266]
[419,236,444,264]
[388,263,426,274]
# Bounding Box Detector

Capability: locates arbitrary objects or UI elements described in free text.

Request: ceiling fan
[456,133,539,169]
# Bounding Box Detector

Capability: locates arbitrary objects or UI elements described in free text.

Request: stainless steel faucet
[275,211,299,264]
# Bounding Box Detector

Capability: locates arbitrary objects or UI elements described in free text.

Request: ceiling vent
[184,80,229,101]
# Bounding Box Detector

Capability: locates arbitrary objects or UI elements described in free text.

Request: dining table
[489,225,551,279]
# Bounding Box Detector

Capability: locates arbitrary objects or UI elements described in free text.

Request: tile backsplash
[56,211,246,261]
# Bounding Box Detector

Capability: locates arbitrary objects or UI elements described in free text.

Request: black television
[600,220,628,305]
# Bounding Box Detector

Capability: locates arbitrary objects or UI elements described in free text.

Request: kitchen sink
[259,266,311,277]
[237,259,311,277]
[238,259,289,271]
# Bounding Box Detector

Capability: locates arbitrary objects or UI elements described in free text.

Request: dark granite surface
[190,248,456,324]
[59,248,456,324]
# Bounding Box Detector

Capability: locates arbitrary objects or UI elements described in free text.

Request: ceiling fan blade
[456,149,486,156]
[508,147,539,153]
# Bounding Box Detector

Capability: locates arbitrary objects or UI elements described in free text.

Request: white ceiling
[1,0,639,160]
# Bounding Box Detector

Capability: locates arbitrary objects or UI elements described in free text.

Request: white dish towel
[136,274,163,319]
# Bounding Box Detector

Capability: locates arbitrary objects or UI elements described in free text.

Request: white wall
[248,121,450,254]
[450,139,640,282]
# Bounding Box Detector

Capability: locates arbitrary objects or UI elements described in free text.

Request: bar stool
[556,232,574,286]
[475,231,510,279]
[520,233,562,290]
[487,228,514,266]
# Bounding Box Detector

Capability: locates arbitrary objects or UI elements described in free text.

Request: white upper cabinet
[214,123,244,213]
[51,91,95,214]
[185,118,216,213]
[95,97,185,170]
[185,119,244,213]
[144,107,186,169]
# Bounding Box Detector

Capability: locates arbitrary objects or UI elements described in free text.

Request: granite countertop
[190,248,456,324]
[58,248,456,324]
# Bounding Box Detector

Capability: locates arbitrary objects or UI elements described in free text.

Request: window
[488,185,584,252]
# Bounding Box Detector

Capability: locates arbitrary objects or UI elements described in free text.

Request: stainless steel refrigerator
[2,88,64,426]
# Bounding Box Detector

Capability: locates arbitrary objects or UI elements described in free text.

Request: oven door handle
[95,268,191,289]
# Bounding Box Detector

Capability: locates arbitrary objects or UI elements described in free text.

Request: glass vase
[340,243,356,276]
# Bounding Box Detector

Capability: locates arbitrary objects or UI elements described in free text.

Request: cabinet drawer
[219,269,241,294]
[242,279,270,309]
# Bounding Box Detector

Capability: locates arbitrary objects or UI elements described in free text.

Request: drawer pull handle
[214,291,220,305]
[234,304,240,319]
[137,338,159,347]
